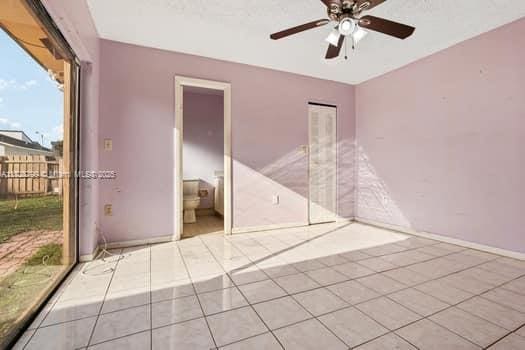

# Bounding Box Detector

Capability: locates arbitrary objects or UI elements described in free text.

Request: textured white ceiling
[87,0,525,84]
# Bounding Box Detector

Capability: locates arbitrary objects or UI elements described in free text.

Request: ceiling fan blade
[359,15,415,39]
[325,35,344,59]
[270,19,330,40]
[355,0,387,11]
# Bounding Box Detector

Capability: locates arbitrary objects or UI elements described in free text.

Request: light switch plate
[104,139,112,151]
[272,195,279,205]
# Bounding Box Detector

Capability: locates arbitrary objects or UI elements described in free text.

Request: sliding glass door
[0,0,79,346]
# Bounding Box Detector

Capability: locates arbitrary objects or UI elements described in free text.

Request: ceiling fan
[270,0,416,59]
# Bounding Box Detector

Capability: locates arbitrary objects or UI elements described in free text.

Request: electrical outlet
[104,139,112,151]
[104,204,113,216]
[272,195,279,205]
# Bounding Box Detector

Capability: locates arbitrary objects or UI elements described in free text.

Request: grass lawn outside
[0,252,64,343]
[25,243,63,266]
[0,196,65,344]
[0,196,63,243]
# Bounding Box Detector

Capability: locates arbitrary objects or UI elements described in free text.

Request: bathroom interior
[182,86,225,238]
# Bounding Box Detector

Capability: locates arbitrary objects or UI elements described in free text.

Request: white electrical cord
[81,227,124,276]
[97,227,124,262]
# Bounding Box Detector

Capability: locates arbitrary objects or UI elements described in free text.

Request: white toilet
[183,180,201,223]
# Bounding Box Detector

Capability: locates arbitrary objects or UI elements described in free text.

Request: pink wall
[356,18,525,253]
[42,0,101,256]
[45,1,524,255]
[183,91,224,209]
[98,39,355,243]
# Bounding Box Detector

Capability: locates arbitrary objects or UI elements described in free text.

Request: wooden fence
[0,155,63,197]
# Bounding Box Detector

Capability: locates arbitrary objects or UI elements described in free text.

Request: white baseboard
[79,246,100,262]
[355,217,525,261]
[337,217,354,223]
[232,217,354,235]
[79,235,177,261]
[232,222,309,234]
[103,234,177,249]
[354,218,419,236]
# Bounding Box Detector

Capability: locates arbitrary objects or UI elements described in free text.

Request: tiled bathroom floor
[15,222,525,349]
[183,215,224,238]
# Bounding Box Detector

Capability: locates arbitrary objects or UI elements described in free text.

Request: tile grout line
[209,235,524,349]
[199,231,427,349]
[180,253,523,349]
[362,257,523,309]
[85,249,123,347]
[225,224,354,273]
[19,226,524,349]
[216,246,481,313]
[175,241,219,349]
[210,233,524,348]
[198,235,287,350]
[86,329,151,348]
[285,287,367,348]
[229,230,465,284]
[229,269,402,348]
[347,330,414,349]
[27,248,521,333]
[82,288,525,350]
[20,265,84,349]
[482,321,525,349]
[356,269,525,349]
[213,331,282,349]
[33,298,214,341]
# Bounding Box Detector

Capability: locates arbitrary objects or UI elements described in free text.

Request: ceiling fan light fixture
[325,29,340,46]
[269,0,417,60]
[358,1,371,12]
[338,17,355,36]
[352,26,368,43]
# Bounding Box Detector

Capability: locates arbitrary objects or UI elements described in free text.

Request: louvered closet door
[309,104,337,225]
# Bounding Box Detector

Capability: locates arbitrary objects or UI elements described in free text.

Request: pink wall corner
[42,0,100,257]
[98,39,356,243]
[356,18,525,253]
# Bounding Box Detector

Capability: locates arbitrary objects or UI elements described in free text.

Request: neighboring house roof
[0,133,52,152]
[0,129,33,143]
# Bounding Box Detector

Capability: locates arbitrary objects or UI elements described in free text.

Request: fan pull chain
[345,37,348,60]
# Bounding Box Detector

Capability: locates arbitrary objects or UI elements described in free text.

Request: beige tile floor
[14,222,525,349]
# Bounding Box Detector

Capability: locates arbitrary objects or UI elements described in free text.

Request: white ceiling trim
[87,0,525,84]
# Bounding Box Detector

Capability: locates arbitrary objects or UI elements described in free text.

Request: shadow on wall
[233,139,355,228]
[355,142,525,254]
[356,145,411,228]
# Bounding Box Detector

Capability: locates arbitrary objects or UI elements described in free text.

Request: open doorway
[182,87,224,237]
[174,77,232,239]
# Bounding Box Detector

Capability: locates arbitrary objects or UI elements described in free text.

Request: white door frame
[174,76,232,240]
